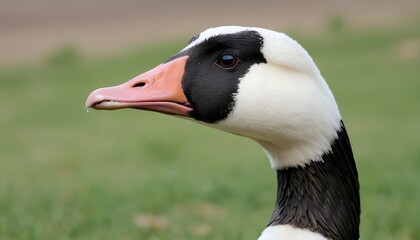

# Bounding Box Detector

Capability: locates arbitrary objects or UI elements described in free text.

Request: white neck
[259,225,328,240]
[257,135,334,169]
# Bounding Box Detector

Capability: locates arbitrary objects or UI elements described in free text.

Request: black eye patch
[179,30,267,123]
[188,33,200,44]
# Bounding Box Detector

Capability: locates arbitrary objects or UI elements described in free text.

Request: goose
[86,26,360,240]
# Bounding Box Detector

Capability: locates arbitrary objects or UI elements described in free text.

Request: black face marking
[188,33,200,44]
[268,122,360,240]
[169,30,266,123]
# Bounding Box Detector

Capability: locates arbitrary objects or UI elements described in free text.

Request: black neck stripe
[268,122,360,240]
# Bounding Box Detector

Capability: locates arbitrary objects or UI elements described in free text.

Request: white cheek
[216,64,342,169]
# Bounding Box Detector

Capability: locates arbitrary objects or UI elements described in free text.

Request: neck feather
[267,123,360,240]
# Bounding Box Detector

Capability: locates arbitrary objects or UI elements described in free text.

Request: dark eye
[216,53,239,69]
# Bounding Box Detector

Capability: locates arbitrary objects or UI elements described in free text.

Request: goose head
[86,26,359,240]
[86,26,341,169]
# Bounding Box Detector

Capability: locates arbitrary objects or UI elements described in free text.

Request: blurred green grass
[1,20,419,240]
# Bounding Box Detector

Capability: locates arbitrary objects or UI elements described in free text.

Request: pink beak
[86,56,192,116]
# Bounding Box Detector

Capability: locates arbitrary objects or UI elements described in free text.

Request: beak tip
[85,96,95,110]
[86,89,106,110]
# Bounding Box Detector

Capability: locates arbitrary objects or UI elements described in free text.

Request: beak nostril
[133,82,146,88]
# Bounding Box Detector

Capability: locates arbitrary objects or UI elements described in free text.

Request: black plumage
[268,122,360,240]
